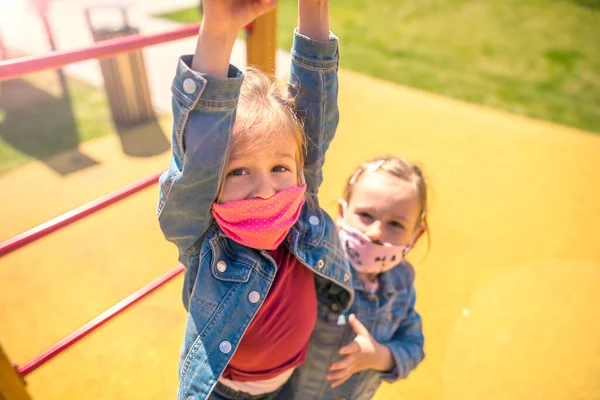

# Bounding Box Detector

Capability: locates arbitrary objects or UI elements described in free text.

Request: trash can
[84,4,154,127]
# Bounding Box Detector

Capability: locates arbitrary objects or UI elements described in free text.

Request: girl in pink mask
[282,155,428,400]
[157,1,353,399]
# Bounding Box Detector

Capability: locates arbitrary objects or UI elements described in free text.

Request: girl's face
[219,133,300,203]
[339,170,424,246]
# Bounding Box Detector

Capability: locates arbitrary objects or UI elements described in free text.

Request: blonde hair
[229,67,305,178]
[343,155,430,240]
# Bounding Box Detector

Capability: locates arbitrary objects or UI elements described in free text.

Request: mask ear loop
[299,170,306,186]
[403,215,425,258]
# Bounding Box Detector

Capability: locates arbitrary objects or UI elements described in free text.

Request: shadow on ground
[0,74,170,175]
[0,76,98,175]
[115,117,171,158]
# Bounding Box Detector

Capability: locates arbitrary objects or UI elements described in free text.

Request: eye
[272,165,290,173]
[228,168,248,177]
[389,220,405,230]
[357,212,373,222]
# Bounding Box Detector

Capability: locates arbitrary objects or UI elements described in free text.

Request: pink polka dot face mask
[211,185,307,250]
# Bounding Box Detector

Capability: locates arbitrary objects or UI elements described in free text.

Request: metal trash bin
[84,4,154,127]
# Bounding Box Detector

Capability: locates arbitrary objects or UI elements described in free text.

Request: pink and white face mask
[211,185,306,250]
[338,222,411,275]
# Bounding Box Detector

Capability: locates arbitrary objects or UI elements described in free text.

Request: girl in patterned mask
[284,155,428,400]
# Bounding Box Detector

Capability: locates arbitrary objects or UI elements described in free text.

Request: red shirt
[222,246,317,381]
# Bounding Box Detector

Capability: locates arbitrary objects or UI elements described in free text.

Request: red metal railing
[0,24,199,377]
[0,23,200,81]
[17,264,184,376]
[0,170,165,258]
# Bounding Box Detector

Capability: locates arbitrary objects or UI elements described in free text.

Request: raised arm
[157,0,276,259]
[298,0,329,41]
[290,0,339,194]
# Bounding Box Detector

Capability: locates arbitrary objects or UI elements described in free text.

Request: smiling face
[219,132,300,203]
[340,170,425,247]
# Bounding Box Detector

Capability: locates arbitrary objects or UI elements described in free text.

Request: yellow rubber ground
[1,69,599,400]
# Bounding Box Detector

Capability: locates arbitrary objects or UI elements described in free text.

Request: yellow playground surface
[1,68,599,399]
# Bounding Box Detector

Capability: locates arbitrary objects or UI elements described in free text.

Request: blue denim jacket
[282,261,424,400]
[157,31,354,400]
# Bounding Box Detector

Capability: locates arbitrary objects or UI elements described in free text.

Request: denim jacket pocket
[190,243,255,329]
[211,261,253,283]
[209,236,256,283]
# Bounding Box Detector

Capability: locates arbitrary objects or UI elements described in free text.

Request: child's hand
[201,0,277,36]
[298,0,329,42]
[193,0,277,75]
[326,314,395,388]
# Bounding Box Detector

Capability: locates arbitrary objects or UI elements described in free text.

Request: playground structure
[0,11,277,399]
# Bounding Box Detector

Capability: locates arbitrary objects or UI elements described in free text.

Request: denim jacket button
[216,261,227,272]
[309,215,320,225]
[219,341,232,354]
[343,273,350,282]
[317,259,325,269]
[248,291,260,304]
[183,78,197,94]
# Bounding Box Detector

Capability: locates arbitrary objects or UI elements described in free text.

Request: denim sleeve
[157,55,244,259]
[381,285,425,382]
[289,30,340,194]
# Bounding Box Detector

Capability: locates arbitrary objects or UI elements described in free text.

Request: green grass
[156,0,600,134]
[155,7,202,24]
[0,70,116,175]
[155,7,245,39]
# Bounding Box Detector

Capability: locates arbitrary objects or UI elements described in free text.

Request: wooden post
[0,344,32,400]
[245,9,277,75]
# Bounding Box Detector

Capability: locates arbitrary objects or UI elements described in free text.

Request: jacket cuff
[172,55,244,111]
[291,29,339,71]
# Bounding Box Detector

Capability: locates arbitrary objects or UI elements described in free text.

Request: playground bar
[17,263,185,376]
[0,170,165,258]
[1,15,276,387]
[0,24,200,82]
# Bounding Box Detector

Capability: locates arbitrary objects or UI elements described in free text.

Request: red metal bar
[17,263,185,376]
[0,170,165,258]
[0,24,200,81]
